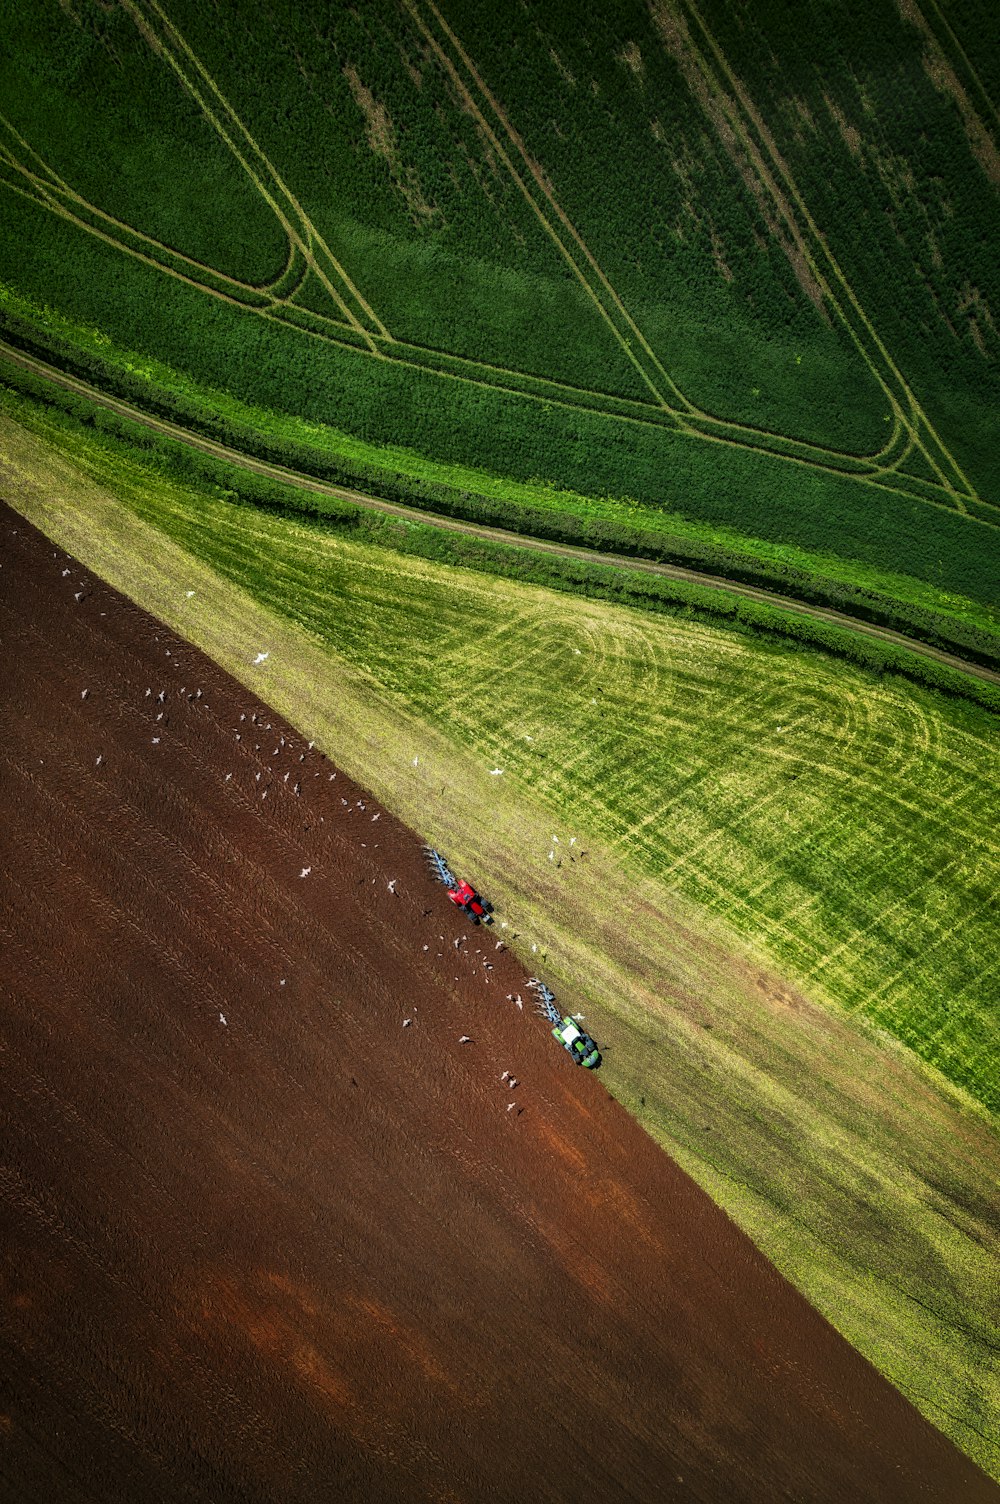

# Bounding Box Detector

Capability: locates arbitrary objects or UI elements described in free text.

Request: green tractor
[551,1015,602,1070]
[529,979,601,1069]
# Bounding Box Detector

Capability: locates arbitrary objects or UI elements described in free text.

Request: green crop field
[1,0,999,625]
[2,0,999,1474]
[3,406,998,1475]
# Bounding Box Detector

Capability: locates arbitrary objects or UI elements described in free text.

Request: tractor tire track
[3,341,997,690]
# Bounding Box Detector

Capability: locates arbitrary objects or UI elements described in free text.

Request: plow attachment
[528,978,561,1025]
[425,847,458,889]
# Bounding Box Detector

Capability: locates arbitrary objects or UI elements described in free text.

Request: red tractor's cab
[425,849,495,926]
[447,880,493,925]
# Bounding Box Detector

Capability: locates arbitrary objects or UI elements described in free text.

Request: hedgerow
[4,372,997,714]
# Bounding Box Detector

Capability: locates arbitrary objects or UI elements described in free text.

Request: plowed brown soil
[1,504,994,1504]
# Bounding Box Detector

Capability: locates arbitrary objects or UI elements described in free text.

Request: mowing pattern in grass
[4,413,998,1478]
[32,425,994,1117]
[1,0,998,610]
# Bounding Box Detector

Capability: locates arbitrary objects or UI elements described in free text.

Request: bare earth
[1,504,995,1503]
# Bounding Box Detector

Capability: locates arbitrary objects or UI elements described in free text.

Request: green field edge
[2,294,998,674]
[3,349,1000,719]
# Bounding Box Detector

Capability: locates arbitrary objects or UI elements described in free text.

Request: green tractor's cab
[552,1015,601,1070]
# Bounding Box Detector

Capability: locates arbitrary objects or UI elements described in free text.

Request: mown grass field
[22,410,995,1114]
[2,408,998,1477]
[1,0,998,622]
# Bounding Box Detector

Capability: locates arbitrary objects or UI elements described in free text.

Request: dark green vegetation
[5,372,1000,710]
[1,0,998,642]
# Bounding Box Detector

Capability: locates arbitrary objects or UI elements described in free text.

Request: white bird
[280,979,286,986]
[61,568,70,577]
[186,590,195,598]
[507,1102,517,1112]
[219,1012,227,1026]
[387,880,398,893]
[515,998,523,1010]
[81,689,89,700]
[501,1070,510,1081]
[458,1035,471,1044]
[489,768,504,776]
[152,737,160,745]
[225,773,232,782]
[403,1018,413,1028]
[253,651,269,665]
[300,866,311,878]
[95,754,103,767]
[412,756,419,766]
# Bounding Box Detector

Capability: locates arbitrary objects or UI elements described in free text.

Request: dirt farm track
[1,504,994,1503]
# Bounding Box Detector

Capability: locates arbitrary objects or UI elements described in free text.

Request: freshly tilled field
[3,505,997,1501]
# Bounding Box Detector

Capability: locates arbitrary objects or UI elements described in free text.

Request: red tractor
[425,849,494,925]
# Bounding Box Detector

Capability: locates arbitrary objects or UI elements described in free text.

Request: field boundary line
[4,341,998,691]
[253,305,992,521]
